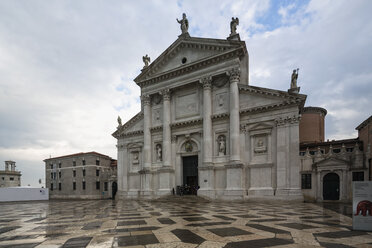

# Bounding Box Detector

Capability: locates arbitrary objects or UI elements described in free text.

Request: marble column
[157,89,172,196]
[229,68,241,162]
[200,77,213,165]
[162,89,171,167]
[224,68,244,200]
[142,94,152,168]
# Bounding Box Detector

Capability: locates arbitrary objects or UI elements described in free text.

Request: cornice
[211,112,230,120]
[150,125,163,133]
[170,118,203,130]
[137,47,245,88]
[119,130,144,138]
[239,102,299,116]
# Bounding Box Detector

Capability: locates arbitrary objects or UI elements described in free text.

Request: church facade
[113,17,306,200]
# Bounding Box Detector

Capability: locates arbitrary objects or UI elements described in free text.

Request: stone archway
[323,173,340,200]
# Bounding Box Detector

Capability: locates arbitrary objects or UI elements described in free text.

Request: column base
[198,189,216,199]
[275,188,304,201]
[248,187,274,196]
[156,189,172,196]
[222,189,245,200]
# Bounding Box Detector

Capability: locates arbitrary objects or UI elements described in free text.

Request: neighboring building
[44,152,117,199]
[113,17,306,201]
[299,107,327,144]
[0,161,21,187]
[356,115,372,180]
[299,108,371,202]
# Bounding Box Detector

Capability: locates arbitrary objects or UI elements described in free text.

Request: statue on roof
[291,68,299,89]
[117,115,122,128]
[177,13,189,35]
[230,17,239,36]
[142,54,150,68]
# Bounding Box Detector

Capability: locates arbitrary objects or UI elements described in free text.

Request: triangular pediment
[135,36,246,83]
[314,157,350,168]
[239,84,306,111]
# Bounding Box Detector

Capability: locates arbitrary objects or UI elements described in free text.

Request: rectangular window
[50,164,53,169]
[51,183,53,191]
[58,171,61,178]
[83,169,86,177]
[82,159,86,165]
[73,170,76,177]
[53,172,56,180]
[96,169,100,177]
[73,182,76,190]
[82,181,86,190]
[58,183,61,191]
[96,159,100,165]
[301,174,311,189]
[353,172,364,181]
[104,182,108,191]
[96,181,100,190]
[58,162,61,168]
[73,161,76,166]
[10,177,14,181]
[50,172,53,179]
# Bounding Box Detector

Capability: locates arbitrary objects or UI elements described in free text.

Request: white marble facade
[113,33,306,201]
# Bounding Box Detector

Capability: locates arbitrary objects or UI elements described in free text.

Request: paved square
[0,196,371,247]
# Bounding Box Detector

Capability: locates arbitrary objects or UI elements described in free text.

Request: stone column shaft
[201,77,213,164]
[229,68,241,162]
[142,94,152,168]
[162,89,171,167]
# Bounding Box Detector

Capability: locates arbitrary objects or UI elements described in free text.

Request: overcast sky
[1,0,371,187]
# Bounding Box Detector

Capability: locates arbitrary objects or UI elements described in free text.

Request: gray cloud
[0,0,371,186]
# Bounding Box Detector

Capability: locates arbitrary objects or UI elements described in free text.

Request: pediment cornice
[136,47,245,88]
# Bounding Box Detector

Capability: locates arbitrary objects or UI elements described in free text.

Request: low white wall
[0,187,49,202]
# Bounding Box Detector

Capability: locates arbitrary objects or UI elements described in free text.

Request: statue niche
[156,144,162,162]
[217,135,226,156]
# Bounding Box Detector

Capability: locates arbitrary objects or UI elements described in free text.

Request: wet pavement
[0,196,371,247]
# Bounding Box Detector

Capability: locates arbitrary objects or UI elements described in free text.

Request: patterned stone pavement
[0,196,371,248]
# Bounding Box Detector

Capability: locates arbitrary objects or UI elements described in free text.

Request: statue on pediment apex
[230,17,239,36]
[177,13,189,35]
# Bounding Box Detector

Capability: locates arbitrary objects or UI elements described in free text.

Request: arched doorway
[323,173,340,200]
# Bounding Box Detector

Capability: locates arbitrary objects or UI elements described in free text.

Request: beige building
[0,161,21,187]
[44,152,117,199]
[113,16,306,201]
[299,108,370,202]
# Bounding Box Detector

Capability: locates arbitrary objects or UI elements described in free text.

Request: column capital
[141,94,151,106]
[227,67,240,82]
[199,76,212,90]
[160,89,171,101]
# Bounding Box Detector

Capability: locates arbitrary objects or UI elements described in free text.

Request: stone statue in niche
[132,152,139,164]
[217,135,226,156]
[156,144,162,162]
[254,137,267,153]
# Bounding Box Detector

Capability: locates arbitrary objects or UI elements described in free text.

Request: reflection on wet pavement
[0,196,371,247]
